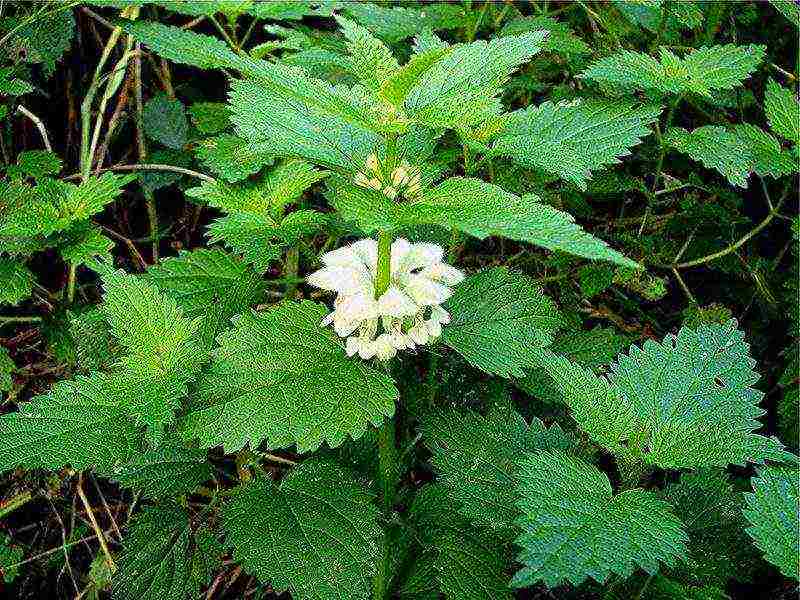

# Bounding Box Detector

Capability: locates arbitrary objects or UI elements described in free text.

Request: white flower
[307,237,465,360]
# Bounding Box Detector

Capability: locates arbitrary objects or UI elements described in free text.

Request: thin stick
[64,163,215,183]
[17,105,53,151]
[77,473,117,573]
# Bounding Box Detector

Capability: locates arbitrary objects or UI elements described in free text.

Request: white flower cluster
[307,238,464,360]
[353,153,422,201]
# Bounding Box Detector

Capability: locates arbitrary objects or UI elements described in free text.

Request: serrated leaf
[207,210,327,272]
[143,94,188,150]
[744,464,800,580]
[440,268,562,378]
[731,123,798,178]
[112,503,221,600]
[492,99,661,189]
[404,484,514,600]
[69,308,118,372]
[98,266,204,443]
[513,450,688,588]
[342,2,466,43]
[581,44,765,96]
[195,134,273,182]
[14,150,62,178]
[765,79,800,144]
[500,16,590,57]
[144,248,266,347]
[57,222,114,265]
[0,66,34,96]
[665,126,752,187]
[379,46,451,107]
[515,326,630,404]
[662,469,758,585]
[422,404,575,530]
[125,21,246,70]
[110,442,211,499]
[0,371,140,473]
[0,258,34,306]
[229,63,381,170]
[182,301,398,453]
[336,15,399,93]
[331,177,638,267]
[223,460,381,599]
[537,320,791,468]
[404,32,546,128]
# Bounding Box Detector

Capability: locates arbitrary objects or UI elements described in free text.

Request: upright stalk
[372,229,397,600]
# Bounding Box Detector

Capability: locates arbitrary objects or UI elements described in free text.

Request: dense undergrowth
[0,1,798,599]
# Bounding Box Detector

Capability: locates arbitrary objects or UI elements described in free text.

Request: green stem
[374,231,393,299]
[672,201,784,270]
[372,417,398,600]
[284,247,300,298]
[0,316,42,327]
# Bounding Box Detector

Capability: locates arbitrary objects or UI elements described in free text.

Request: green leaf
[125,21,245,70]
[0,345,14,393]
[765,79,800,144]
[143,94,188,150]
[543,320,790,468]
[331,177,639,267]
[512,450,688,588]
[500,16,590,57]
[0,371,140,473]
[69,308,118,372]
[207,210,327,272]
[336,15,399,93]
[98,266,204,442]
[404,32,546,128]
[0,258,34,306]
[110,442,211,499]
[195,134,273,182]
[0,66,34,96]
[144,248,266,347]
[731,124,797,178]
[14,150,62,178]
[404,484,514,600]
[662,469,758,585]
[440,268,562,378]
[182,301,398,452]
[665,126,752,187]
[229,63,381,170]
[515,326,630,404]
[342,2,466,43]
[744,464,800,580]
[112,503,222,600]
[188,101,231,135]
[57,222,114,266]
[492,99,661,189]
[422,404,575,530]
[379,46,451,107]
[0,534,23,584]
[580,45,765,96]
[222,460,381,599]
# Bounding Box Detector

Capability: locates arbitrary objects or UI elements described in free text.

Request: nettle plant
[0,2,798,600]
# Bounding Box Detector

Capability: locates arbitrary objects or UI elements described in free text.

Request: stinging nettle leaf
[492,99,661,189]
[182,300,398,453]
[441,268,562,378]
[110,442,211,500]
[223,460,381,600]
[330,177,639,268]
[112,503,222,600]
[743,463,800,580]
[765,78,800,144]
[513,450,688,588]
[404,32,547,128]
[422,404,575,530]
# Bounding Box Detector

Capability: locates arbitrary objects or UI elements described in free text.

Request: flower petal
[377,286,418,318]
[404,275,453,306]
